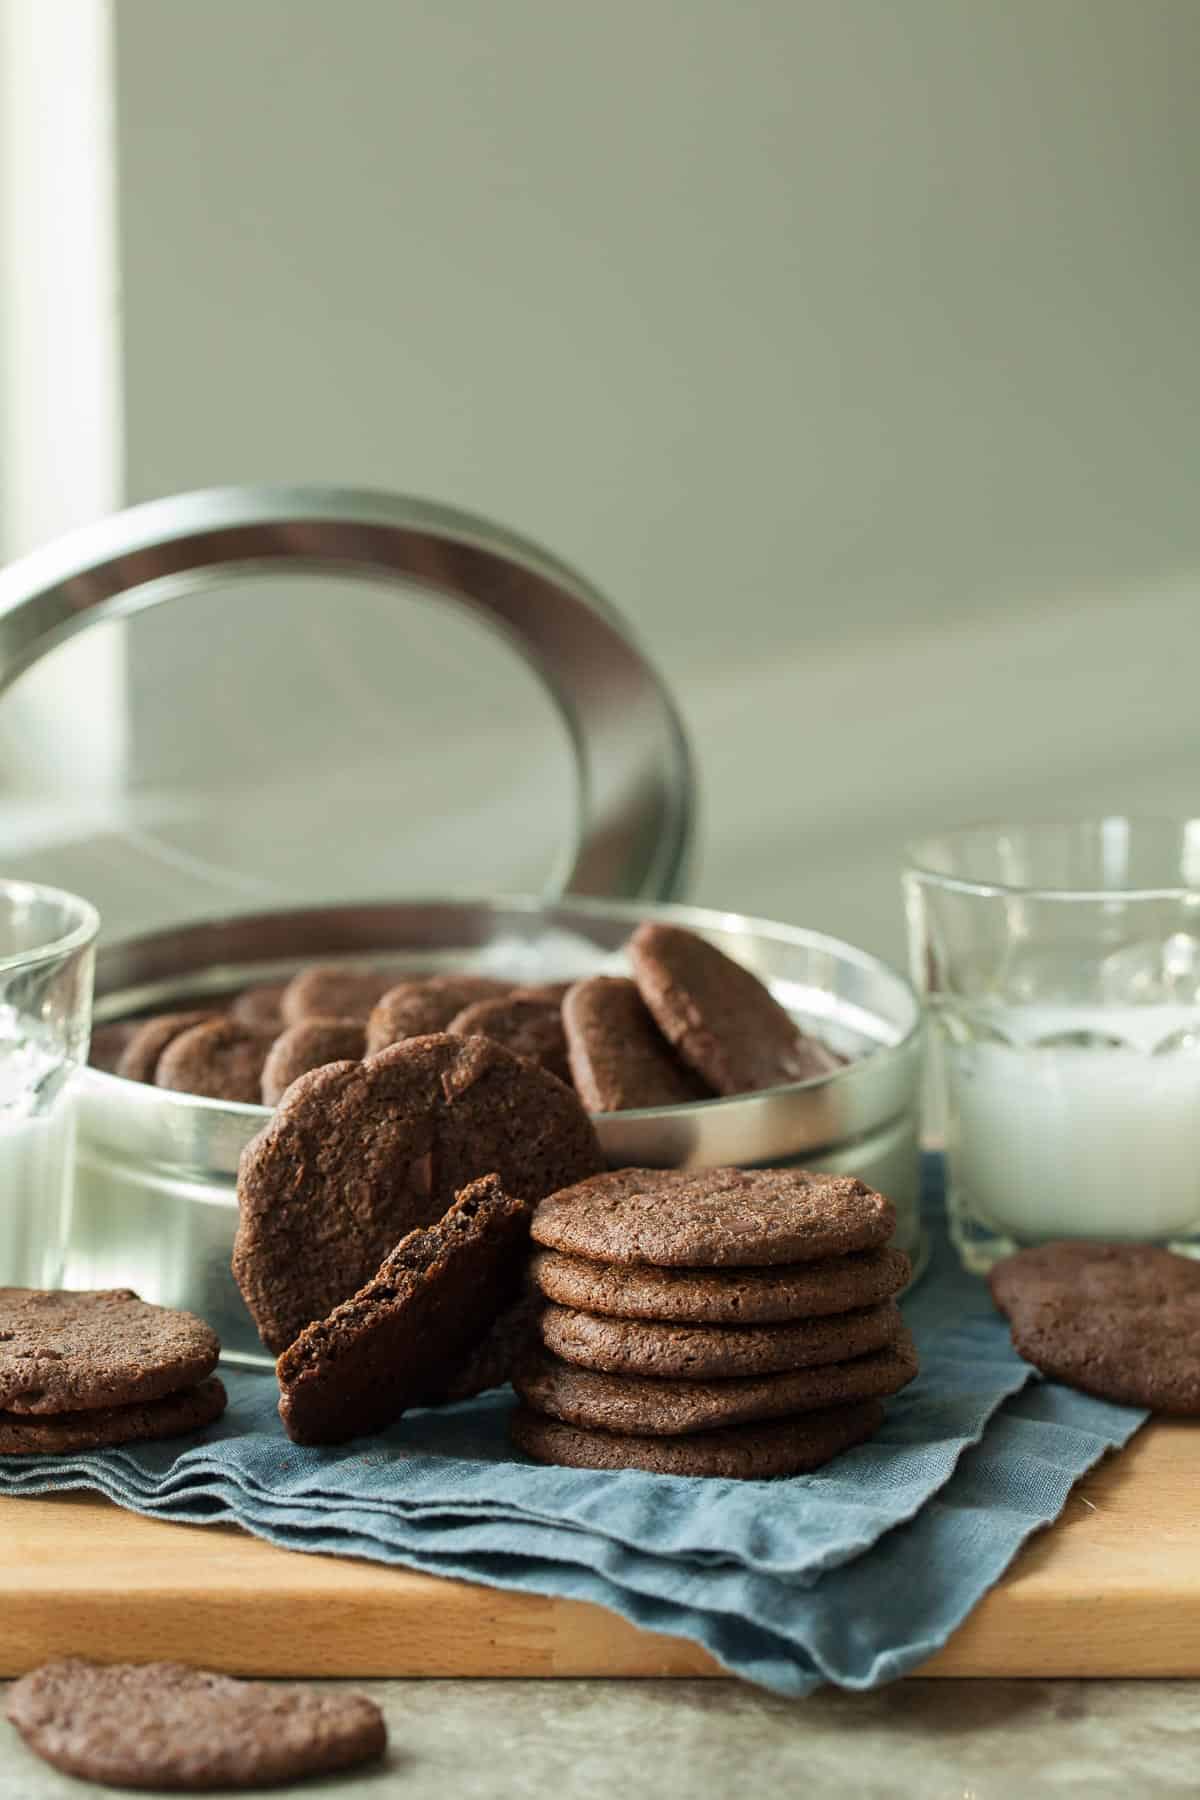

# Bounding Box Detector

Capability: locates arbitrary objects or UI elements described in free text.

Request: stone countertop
[2,1677,1198,1798]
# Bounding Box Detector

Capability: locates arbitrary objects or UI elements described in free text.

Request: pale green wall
[107,0,1200,963]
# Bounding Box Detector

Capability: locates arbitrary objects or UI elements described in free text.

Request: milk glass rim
[0,878,100,975]
[904,816,1200,906]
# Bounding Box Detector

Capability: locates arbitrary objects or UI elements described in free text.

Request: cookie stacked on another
[515,1168,916,1479]
[0,1289,226,1455]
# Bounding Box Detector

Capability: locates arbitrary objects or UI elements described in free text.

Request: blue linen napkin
[0,1161,1145,1696]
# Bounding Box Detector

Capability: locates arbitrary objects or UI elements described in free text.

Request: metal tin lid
[0,486,694,935]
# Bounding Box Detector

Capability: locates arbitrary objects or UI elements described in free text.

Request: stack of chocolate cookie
[513,1168,917,1479]
[0,1289,226,1456]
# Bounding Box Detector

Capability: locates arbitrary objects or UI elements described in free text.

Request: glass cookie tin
[0,486,925,1364]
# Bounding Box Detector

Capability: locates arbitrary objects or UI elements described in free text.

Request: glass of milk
[0,881,98,1288]
[904,819,1200,1273]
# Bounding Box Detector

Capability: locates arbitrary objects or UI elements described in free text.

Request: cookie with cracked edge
[537,1298,903,1380]
[116,1010,224,1084]
[630,920,844,1094]
[510,1399,885,1479]
[990,1240,1200,1414]
[277,1174,532,1445]
[562,975,711,1111]
[530,1244,911,1324]
[513,1332,917,1435]
[0,1287,220,1415]
[233,1032,603,1353]
[280,964,395,1026]
[231,981,289,1031]
[155,1018,278,1103]
[365,975,512,1054]
[448,989,572,1086]
[531,1167,895,1268]
[261,1017,367,1106]
[0,1376,227,1454]
[5,1658,386,1789]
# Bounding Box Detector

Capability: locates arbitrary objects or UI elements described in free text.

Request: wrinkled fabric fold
[0,1162,1146,1695]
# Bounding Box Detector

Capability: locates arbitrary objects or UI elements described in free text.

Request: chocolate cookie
[448,990,572,1085]
[155,1018,278,1103]
[231,981,289,1031]
[116,1010,223,1084]
[6,1659,386,1789]
[537,1298,902,1379]
[510,1399,885,1478]
[88,1020,139,1075]
[531,1167,895,1268]
[562,975,710,1111]
[990,1241,1200,1414]
[365,976,512,1054]
[261,1017,367,1107]
[0,1288,220,1414]
[629,921,843,1094]
[0,1377,227,1455]
[513,1333,917,1435]
[530,1244,911,1324]
[280,964,395,1026]
[277,1175,532,1445]
[234,1033,603,1353]
[428,1287,542,1403]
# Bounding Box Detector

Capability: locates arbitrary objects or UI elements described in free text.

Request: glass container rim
[904,816,1200,904]
[0,878,100,974]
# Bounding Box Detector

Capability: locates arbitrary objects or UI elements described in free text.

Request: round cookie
[365,976,512,1053]
[0,1288,220,1415]
[233,1032,603,1354]
[531,1167,895,1268]
[116,1010,223,1084]
[448,989,572,1085]
[281,964,395,1026]
[629,921,843,1094]
[0,1376,227,1455]
[231,981,289,1030]
[261,1017,367,1106]
[510,1399,885,1479]
[530,1244,911,1324]
[5,1659,386,1789]
[990,1241,1200,1414]
[562,975,711,1111]
[513,1333,918,1435]
[155,1018,278,1103]
[88,1020,139,1075]
[537,1298,903,1379]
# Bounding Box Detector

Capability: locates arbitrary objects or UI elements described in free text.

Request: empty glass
[904,819,1200,1272]
[0,881,98,1288]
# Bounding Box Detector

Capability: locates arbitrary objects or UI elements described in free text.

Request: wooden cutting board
[3,1417,1198,1680]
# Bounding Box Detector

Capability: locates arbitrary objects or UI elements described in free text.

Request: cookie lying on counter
[93,922,850,1112]
[6,1659,386,1790]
